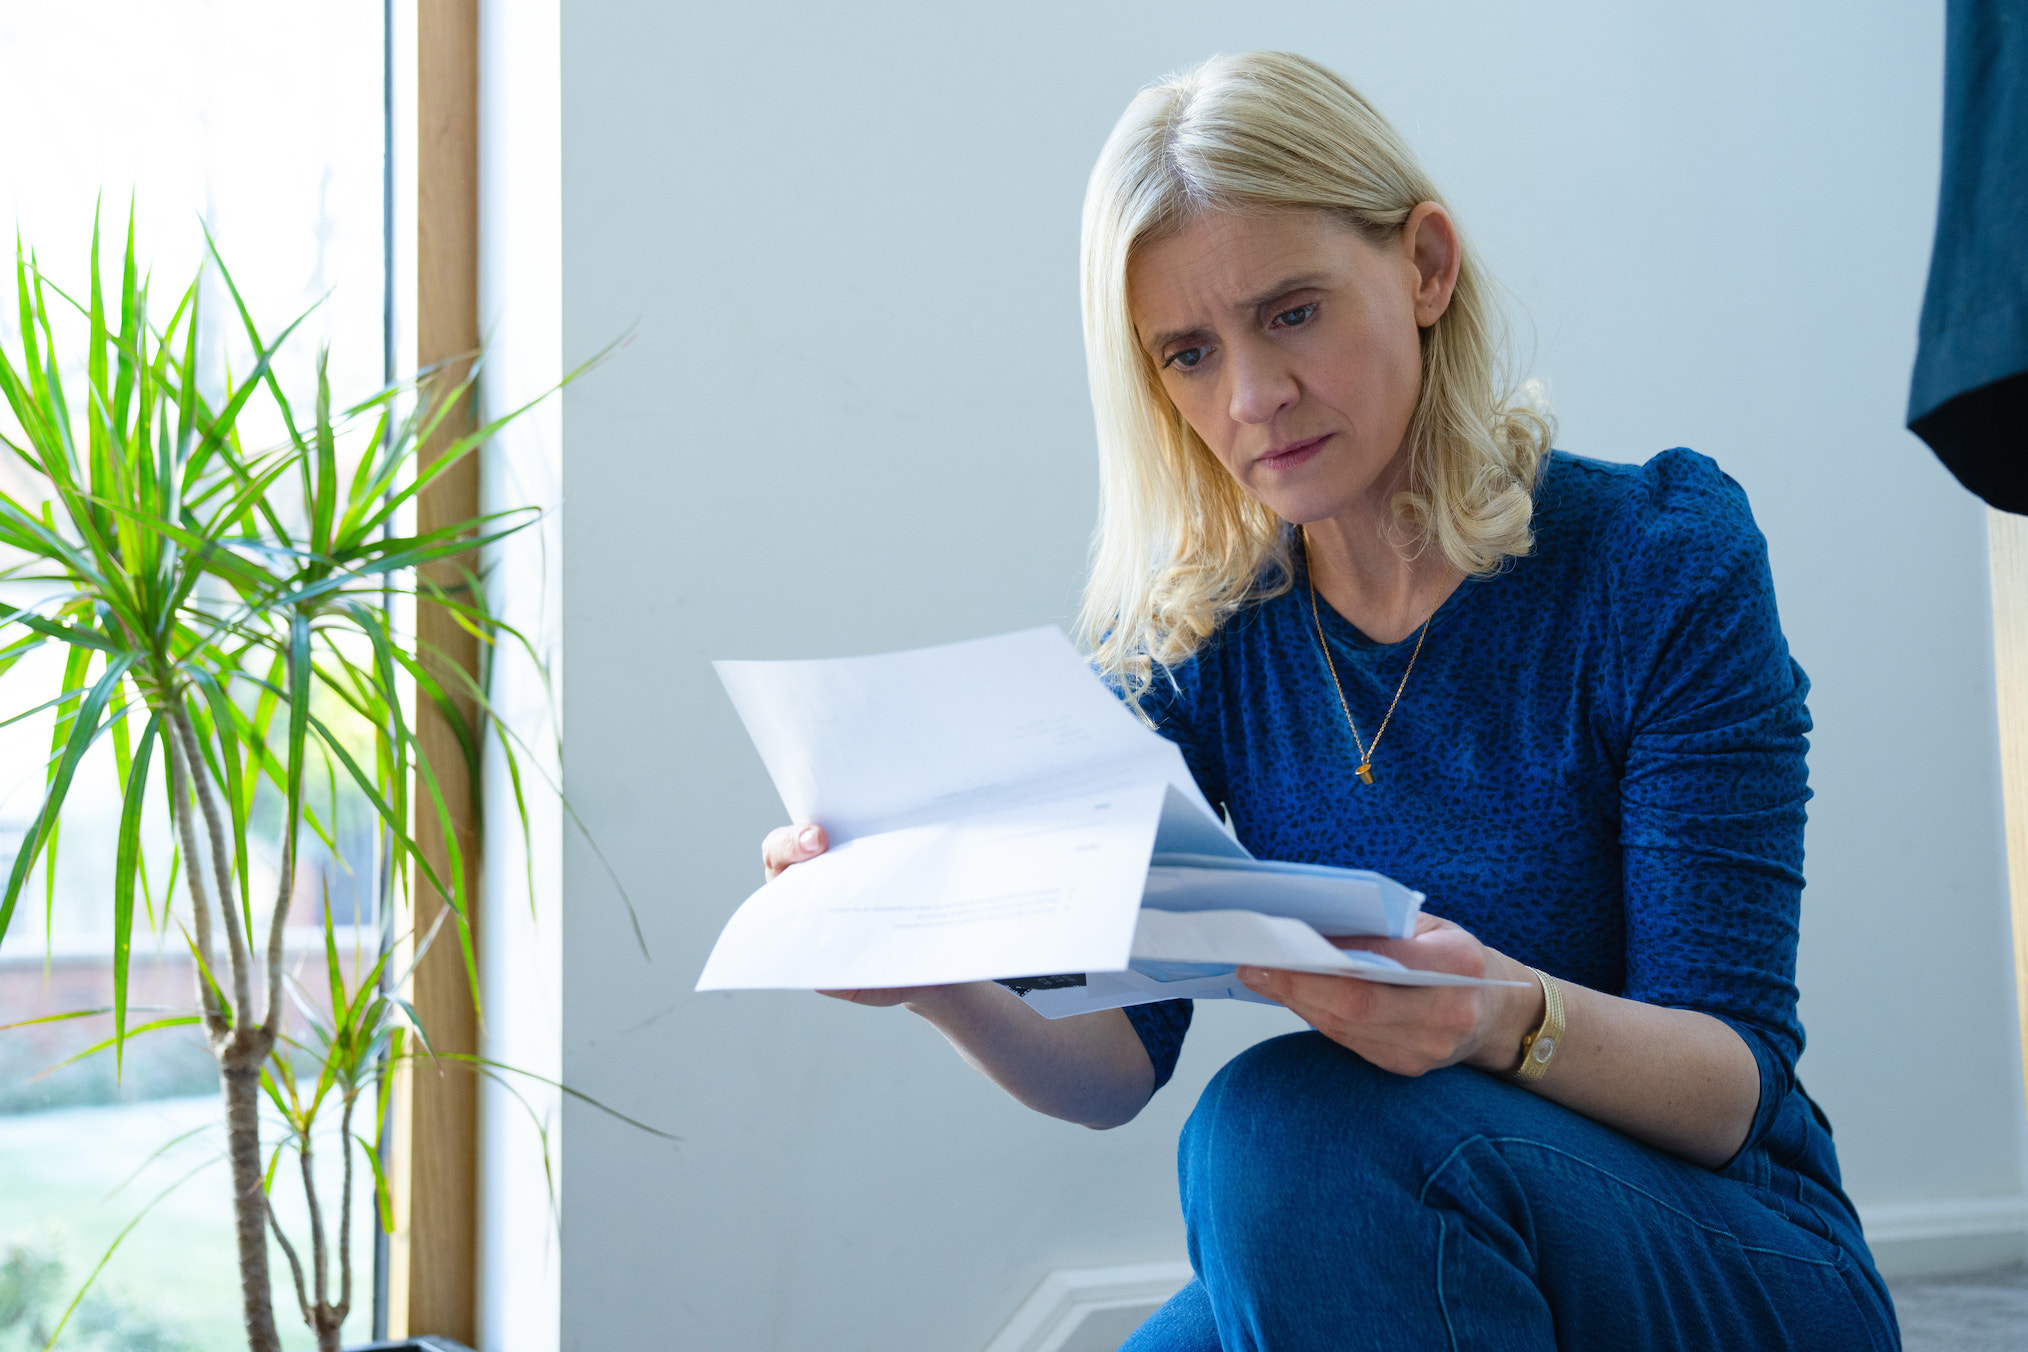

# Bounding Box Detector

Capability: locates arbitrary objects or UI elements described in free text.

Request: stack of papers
[696,628,1516,1017]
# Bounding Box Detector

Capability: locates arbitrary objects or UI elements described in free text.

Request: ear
[1401,201,1461,329]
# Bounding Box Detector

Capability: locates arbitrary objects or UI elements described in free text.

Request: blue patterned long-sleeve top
[1123,449,1840,1188]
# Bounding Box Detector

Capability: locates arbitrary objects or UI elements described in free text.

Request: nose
[1226,338,1298,426]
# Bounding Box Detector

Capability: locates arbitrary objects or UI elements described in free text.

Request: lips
[1256,433,1330,471]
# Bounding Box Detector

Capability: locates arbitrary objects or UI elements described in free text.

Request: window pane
[0,4,387,1348]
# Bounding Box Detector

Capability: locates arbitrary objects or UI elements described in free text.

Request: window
[0,4,389,1347]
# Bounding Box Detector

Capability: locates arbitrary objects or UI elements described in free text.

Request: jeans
[1121,1032,1899,1352]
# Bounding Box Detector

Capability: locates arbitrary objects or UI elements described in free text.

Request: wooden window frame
[383,0,484,1342]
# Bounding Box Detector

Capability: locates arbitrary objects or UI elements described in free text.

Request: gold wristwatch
[1508,967,1564,1085]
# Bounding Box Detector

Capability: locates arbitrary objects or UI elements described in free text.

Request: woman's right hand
[761,822,927,1008]
[756,819,1153,1126]
[761,822,829,881]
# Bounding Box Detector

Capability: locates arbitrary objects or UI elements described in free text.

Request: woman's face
[1126,205,1457,528]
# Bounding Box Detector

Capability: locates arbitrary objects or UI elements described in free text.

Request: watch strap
[1508,967,1564,1085]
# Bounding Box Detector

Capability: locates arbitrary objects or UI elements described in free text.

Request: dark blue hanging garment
[1910,0,2028,511]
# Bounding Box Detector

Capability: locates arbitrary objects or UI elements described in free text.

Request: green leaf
[28,1015,204,1081]
[0,1004,184,1033]
[279,610,312,955]
[0,682,108,735]
[185,667,251,916]
[176,919,235,1031]
[495,719,538,917]
[296,702,453,905]
[200,226,317,465]
[4,607,122,653]
[173,273,201,469]
[50,643,96,775]
[0,653,135,950]
[311,348,337,554]
[86,203,108,487]
[110,205,141,464]
[409,1050,679,1142]
[87,493,277,595]
[354,1128,396,1233]
[111,714,160,1076]
[108,675,134,784]
[323,895,346,1046]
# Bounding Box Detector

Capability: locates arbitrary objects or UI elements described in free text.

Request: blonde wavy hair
[1076,51,1553,703]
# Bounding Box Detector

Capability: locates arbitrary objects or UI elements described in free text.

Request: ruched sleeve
[1602,449,1811,1158]
[1136,658,1233,819]
[1124,999,1195,1093]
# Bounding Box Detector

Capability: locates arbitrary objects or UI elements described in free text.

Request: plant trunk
[171,705,255,1022]
[162,704,227,1038]
[330,1091,358,1348]
[224,1030,280,1351]
[166,695,287,1352]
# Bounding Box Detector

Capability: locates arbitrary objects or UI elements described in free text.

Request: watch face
[1532,1038,1556,1063]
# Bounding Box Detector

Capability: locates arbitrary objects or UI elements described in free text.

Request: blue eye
[1273,303,1317,329]
[1165,347,1205,370]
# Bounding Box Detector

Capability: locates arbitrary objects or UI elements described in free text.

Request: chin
[1260,494,1342,529]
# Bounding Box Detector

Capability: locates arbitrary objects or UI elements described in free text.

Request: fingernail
[799,826,822,852]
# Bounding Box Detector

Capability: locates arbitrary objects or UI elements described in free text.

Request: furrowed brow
[1145,323,1211,355]
[1143,274,1333,354]
[1242,274,1330,312]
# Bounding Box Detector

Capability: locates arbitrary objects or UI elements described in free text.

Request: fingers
[1328,914,1484,978]
[1235,964,1294,1006]
[1327,934,1430,964]
[816,986,924,1009]
[1237,966,1477,1074]
[1238,966,1383,1018]
[762,822,829,880]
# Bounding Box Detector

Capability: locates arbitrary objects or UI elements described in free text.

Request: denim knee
[1178,1032,1519,1227]
[1181,1034,1394,1222]
[1187,1030,1461,1149]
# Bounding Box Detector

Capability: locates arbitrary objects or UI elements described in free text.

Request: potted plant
[0,214,646,1352]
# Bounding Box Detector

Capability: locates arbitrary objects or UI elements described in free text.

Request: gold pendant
[1356,763,1375,785]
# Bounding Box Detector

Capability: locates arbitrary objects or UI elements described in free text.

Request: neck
[1301,460,1462,644]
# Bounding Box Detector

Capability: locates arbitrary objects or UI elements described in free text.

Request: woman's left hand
[1236,914,1540,1077]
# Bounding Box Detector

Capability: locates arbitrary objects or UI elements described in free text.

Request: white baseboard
[1860,1195,2028,1278]
[983,1262,1194,1352]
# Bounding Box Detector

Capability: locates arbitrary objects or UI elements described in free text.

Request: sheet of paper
[697,781,1169,990]
[1144,855,1425,938]
[1013,909,1523,1017]
[713,626,1221,842]
[1131,908,1515,986]
[1014,967,1283,1018]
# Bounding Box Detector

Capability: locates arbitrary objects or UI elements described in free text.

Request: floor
[1889,1266,2028,1351]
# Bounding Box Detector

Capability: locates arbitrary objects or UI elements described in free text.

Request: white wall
[542,2,2023,1346]
[476,1,565,1349]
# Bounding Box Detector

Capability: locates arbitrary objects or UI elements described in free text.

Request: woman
[764,52,1898,1351]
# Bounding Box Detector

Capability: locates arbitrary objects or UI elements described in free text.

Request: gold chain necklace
[1302,528,1433,786]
